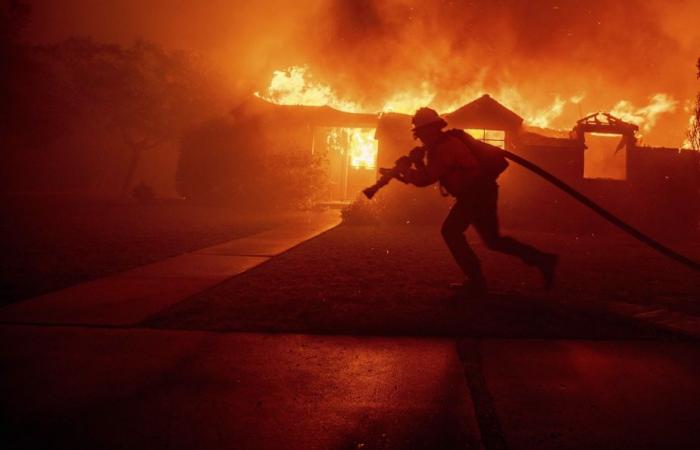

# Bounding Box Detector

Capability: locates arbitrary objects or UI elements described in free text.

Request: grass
[0,196,291,304]
[146,223,700,339]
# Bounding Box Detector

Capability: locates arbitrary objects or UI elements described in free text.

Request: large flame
[322,127,377,170]
[256,65,591,129]
[257,65,686,146]
[256,66,361,113]
[348,129,378,169]
[256,67,378,168]
[610,94,679,134]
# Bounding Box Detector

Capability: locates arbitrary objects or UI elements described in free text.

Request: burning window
[314,127,378,201]
[320,128,378,169]
[465,129,506,149]
[583,133,627,180]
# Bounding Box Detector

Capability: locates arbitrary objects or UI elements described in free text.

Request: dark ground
[0,196,289,304]
[146,223,700,339]
[3,215,700,450]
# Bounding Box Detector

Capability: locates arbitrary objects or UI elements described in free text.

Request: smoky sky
[22,0,700,144]
[309,1,695,98]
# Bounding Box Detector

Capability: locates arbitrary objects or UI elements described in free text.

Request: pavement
[0,210,340,326]
[2,212,700,450]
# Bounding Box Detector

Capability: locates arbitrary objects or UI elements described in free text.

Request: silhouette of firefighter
[393,108,558,296]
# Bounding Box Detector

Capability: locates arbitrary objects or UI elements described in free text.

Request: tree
[2,32,228,193]
[1,2,84,191]
[60,39,223,193]
[688,57,700,151]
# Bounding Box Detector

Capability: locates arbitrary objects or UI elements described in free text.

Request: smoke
[23,0,700,145]
[296,0,699,143]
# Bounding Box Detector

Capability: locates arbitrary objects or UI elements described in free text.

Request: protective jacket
[404,134,482,197]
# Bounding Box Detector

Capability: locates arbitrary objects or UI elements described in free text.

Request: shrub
[176,116,330,210]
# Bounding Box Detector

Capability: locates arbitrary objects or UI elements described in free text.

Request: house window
[583,132,627,180]
[465,129,506,149]
[313,127,378,201]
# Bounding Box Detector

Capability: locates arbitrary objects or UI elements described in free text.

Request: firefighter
[396,107,558,296]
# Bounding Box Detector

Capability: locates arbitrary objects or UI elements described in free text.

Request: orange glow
[584,133,628,180]
[24,1,699,148]
[256,66,593,130]
[466,129,506,149]
[610,94,679,134]
[255,62,694,150]
[323,127,378,170]
[348,129,378,169]
[255,66,361,113]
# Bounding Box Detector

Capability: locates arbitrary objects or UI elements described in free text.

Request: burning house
[237,93,699,235]
[231,96,379,203]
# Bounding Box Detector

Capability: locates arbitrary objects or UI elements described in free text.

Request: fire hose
[363,150,700,272]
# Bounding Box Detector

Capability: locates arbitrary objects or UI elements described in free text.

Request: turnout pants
[441,181,545,280]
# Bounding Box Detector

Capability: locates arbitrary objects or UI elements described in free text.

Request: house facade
[375,95,699,235]
[236,95,699,235]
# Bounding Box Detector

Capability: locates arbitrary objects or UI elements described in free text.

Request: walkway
[0,210,341,326]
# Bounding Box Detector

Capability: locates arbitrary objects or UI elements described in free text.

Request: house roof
[445,94,524,129]
[231,96,378,128]
[573,112,639,135]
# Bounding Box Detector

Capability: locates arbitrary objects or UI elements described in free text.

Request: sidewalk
[0,210,341,326]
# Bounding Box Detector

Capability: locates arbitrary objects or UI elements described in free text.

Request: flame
[348,129,378,168]
[524,96,567,128]
[324,127,377,169]
[256,66,680,141]
[381,82,436,113]
[682,113,699,150]
[443,86,584,129]
[256,65,583,129]
[610,94,678,133]
[255,66,361,112]
[682,99,700,150]
[256,67,378,168]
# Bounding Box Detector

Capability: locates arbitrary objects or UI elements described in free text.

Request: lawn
[1,196,290,304]
[147,223,700,339]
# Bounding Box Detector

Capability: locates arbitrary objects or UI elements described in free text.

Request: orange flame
[257,66,681,142]
[610,94,678,133]
[255,66,361,112]
[348,129,378,169]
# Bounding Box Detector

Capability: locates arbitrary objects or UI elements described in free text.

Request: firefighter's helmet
[411,107,447,131]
